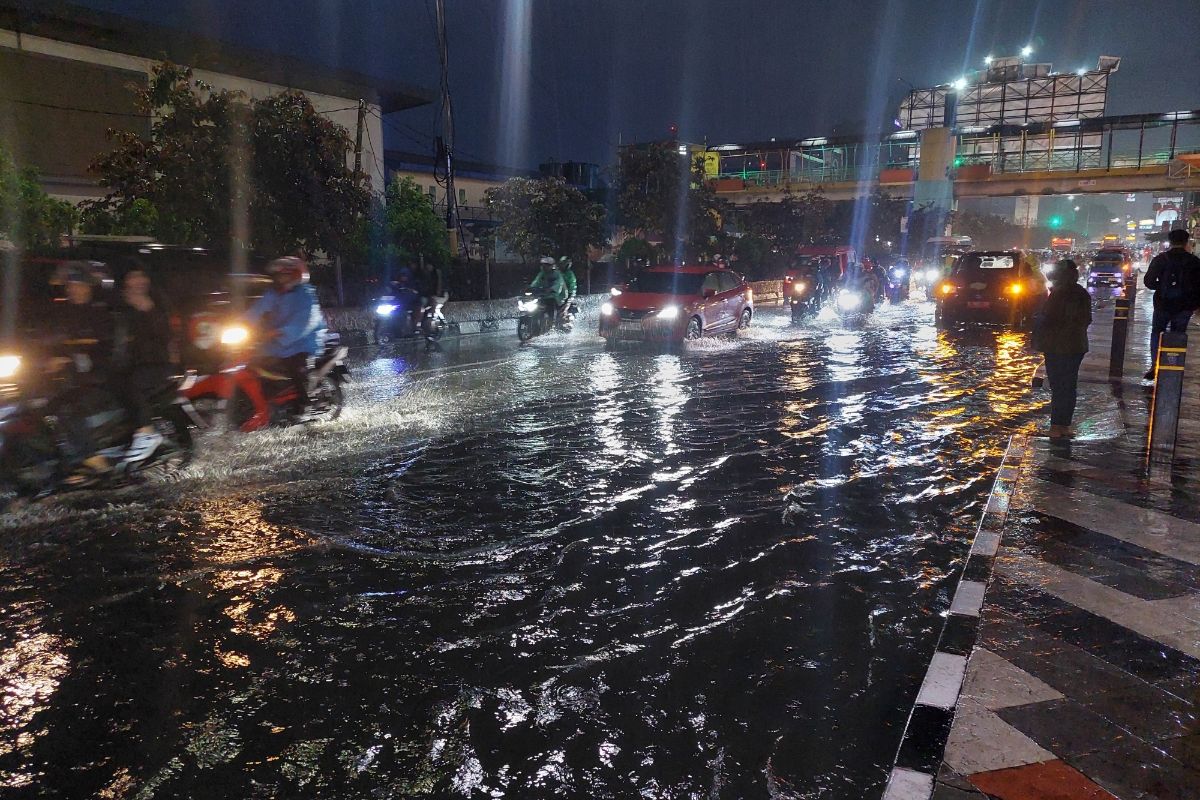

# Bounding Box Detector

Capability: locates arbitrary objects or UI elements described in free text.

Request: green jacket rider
[558,256,578,301]
[530,256,568,305]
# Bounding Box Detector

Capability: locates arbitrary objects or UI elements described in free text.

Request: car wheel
[684,317,703,341]
[739,308,752,330]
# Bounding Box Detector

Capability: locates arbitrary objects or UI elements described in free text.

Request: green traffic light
[1048,216,1062,228]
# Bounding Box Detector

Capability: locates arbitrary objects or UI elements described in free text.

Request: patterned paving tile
[959,648,1063,711]
[968,759,1117,800]
[1081,684,1200,741]
[943,698,1054,776]
[996,698,1135,757]
[1066,738,1200,800]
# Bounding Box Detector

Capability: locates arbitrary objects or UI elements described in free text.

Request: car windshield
[956,254,1017,272]
[629,272,706,295]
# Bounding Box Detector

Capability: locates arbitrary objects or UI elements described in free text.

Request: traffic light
[1048,215,1063,228]
[953,156,964,168]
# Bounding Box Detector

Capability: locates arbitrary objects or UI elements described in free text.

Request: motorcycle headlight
[891,267,907,278]
[0,355,20,380]
[219,325,250,346]
[836,290,862,311]
[657,305,680,320]
[518,299,539,313]
[793,281,807,294]
[375,303,397,316]
[601,302,615,315]
[924,268,940,282]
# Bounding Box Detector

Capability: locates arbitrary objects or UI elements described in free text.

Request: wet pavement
[895,294,1200,800]
[0,303,1048,798]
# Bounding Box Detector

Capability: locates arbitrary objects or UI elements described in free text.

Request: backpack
[1157,251,1189,303]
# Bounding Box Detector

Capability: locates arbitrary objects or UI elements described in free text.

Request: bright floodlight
[984,55,994,65]
[1021,45,1033,58]
[952,77,968,91]
[1076,68,1086,76]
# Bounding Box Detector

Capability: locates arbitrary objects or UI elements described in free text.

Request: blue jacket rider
[245,256,326,416]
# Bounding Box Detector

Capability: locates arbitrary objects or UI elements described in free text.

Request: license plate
[619,321,642,334]
[967,301,991,309]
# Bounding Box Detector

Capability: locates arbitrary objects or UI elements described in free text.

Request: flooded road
[0,304,1044,798]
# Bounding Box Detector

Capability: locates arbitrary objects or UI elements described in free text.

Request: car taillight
[938,282,955,296]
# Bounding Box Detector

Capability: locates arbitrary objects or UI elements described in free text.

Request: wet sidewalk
[889,289,1200,799]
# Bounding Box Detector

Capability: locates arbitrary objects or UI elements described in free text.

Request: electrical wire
[0,96,150,118]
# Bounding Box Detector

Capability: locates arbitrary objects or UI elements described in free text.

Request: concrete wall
[0,29,385,200]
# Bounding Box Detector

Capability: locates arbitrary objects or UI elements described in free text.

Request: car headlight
[610,287,622,296]
[657,305,680,320]
[793,281,807,294]
[601,302,615,315]
[375,303,397,316]
[220,325,250,346]
[0,355,20,379]
[836,290,862,311]
[924,268,940,282]
[518,299,539,313]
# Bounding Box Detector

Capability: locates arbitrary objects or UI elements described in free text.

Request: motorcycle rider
[529,256,568,322]
[46,262,117,485]
[414,260,448,348]
[817,257,839,303]
[112,266,176,463]
[244,255,326,428]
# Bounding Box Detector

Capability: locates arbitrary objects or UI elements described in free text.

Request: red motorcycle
[179,327,350,432]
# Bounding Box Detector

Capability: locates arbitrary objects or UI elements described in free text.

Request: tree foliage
[616,144,722,260]
[0,145,76,250]
[83,62,368,256]
[485,176,606,262]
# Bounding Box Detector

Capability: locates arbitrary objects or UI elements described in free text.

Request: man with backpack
[1143,228,1200,380]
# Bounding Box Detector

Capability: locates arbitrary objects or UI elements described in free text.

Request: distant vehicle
[934,250,1047,328]
[915,236,973,297]
[1051,237,1075,255]
[1086,248,1132,288]
[517,293,576,341]
[600,265,753,344]
[886,258,911,303]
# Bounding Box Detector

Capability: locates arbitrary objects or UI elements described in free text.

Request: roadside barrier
[1148,331,1187,461]
[1109,296,1130,378]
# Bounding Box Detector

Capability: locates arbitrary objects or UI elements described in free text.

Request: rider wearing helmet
[557,256,578,305]
[245,256,326,424]
[414,260,449,347]
[530,256,568,307]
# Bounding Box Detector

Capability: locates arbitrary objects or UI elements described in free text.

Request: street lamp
[952,77,968,92]
[1021,45,1033,58]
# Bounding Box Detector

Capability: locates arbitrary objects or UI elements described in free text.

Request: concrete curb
[883,433,1034,800]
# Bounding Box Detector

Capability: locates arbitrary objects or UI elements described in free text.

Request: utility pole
[338,98,367,307]
[434,0,462,257]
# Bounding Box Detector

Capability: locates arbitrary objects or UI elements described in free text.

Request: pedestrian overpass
[707,110,1200,204]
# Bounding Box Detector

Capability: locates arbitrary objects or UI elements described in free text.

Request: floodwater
[0,303,1044,798]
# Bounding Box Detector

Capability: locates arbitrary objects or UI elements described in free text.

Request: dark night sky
[75,0,1200,170]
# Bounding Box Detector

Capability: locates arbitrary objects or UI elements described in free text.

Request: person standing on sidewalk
[1034,259,1092,439]
[1143,228,1200,380]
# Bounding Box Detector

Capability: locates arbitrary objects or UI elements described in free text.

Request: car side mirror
[702,288,716,299]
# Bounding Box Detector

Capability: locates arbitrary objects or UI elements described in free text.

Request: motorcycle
[914,264,943,300]
[517,293,575,342]
[834,285,875,321]
[179,327,350,432]
[787,276,822,322]
[375,290,446,350]
[0,369,194,501]
[886,262,911,304]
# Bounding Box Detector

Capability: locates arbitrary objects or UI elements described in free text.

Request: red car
[599,265,754,344]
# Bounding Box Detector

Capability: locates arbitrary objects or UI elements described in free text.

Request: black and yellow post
[1148,332,1187,460]
[1109,296,1130,378]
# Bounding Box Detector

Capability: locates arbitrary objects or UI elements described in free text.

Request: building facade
[0,1,432,201]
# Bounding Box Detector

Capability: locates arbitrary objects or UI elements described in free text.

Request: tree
[485,176,606,262]
[0,145,76,250]
[84,62,368,256]
[382,176,451,267]
[616,143,723,260]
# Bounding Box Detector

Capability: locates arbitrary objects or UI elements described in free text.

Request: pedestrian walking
[1033,259,1092,439]
[1143,228,1200,380]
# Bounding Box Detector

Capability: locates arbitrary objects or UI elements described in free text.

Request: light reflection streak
[0,631,70,786]
[651,355,688,455]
